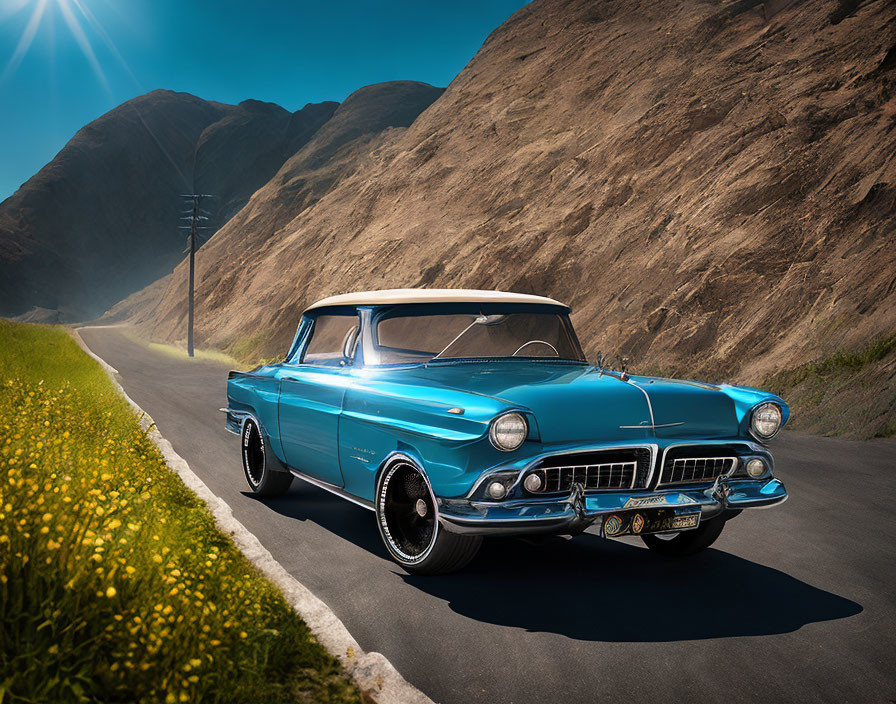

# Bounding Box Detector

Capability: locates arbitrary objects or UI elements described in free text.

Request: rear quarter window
[302,314,359,366]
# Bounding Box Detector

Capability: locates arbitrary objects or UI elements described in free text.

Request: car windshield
[371,304,586,365]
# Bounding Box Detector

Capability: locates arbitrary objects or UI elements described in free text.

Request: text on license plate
[668,514,699,530]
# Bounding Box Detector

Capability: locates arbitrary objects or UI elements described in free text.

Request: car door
[277,310,360,487]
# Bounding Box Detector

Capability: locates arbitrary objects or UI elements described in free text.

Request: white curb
[70,327,434,704]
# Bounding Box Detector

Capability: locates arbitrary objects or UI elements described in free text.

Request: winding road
[79,326,895,704]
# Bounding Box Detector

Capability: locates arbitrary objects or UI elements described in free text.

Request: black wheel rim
[379,463,436,563]
[242,421,265,486]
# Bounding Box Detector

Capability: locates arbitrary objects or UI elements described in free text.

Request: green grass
[144,341,239,367]
[225,335,270,367]
[113,326,243,368]
[764,331,896,439]
[0,320,361,704]
[767,331,896,391]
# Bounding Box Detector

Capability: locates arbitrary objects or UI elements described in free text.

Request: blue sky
[0,0,529,201]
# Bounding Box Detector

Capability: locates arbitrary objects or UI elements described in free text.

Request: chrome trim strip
[222,407,251,434]
[619,421,684,429]
[643,444,659,487]
[288,469,375,511]
[439,511,574,525]
[622,378,656,427]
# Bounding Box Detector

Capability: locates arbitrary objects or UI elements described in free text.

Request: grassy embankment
[0,320,361,703]
[116,327,279,370]
[764,331,896,439]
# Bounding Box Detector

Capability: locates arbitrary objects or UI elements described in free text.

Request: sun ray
[1,0,49,85]
[0,0,31,22]
[56,0,109,92]
[69,0,140,88]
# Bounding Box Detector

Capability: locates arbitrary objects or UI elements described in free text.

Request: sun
[1,0,132,89]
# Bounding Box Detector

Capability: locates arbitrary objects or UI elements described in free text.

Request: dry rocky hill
[0,91,337,320]
[112,0,895,436]
[108,81,446,331]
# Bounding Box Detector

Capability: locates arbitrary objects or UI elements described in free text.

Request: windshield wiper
[432,314,489,359]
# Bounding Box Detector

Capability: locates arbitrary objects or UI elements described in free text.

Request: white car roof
[304,288,567,312]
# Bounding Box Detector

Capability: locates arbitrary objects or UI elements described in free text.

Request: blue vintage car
[224,289,789,574]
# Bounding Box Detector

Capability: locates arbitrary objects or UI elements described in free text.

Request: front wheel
[376,460,481,575]
[640,516,726,557]
[241,418,293,497]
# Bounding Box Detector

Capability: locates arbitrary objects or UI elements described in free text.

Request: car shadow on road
[401,534,864,642]
[242,482,386,556]
[245,482,862,643]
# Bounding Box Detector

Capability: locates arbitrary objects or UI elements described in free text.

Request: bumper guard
[437,476,787,536]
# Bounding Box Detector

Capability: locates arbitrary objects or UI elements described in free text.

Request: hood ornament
[616,355,629,381]
[594,351,630,380]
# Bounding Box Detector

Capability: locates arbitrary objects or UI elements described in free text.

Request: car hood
[402,363,740,443]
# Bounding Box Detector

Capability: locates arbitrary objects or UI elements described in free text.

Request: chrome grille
[659,457,736,486]
[528,461,637,493]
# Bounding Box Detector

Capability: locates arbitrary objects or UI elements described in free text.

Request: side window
[301,314,360,366]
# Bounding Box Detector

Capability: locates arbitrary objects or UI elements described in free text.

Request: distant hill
[0,90,337,320]
[107,81,446,333]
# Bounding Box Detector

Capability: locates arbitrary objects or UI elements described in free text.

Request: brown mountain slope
[203,81,445,252]
[0,91,337,320]
[128,0,894,431]
[109,81,445,330]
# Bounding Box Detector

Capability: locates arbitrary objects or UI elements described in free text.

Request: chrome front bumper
[437,477,787,536]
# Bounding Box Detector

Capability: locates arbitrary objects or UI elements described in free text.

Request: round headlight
[489,412,528,452]
[750,402,782,440]
[746,458,766,478]
[486,481,507,500]
[523,473,543,493]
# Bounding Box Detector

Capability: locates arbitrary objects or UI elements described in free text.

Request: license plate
[602,509,701,538]
[624,495,670,509]
[624,493,696,509]
[668,513,700,530]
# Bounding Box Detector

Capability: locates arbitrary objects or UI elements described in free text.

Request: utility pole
[179,194,213,357]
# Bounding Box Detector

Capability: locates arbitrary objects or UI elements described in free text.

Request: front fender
[338,380,536,501]
[718,384,790,439]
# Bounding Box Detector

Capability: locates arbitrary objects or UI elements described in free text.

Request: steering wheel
[512,340,560,357]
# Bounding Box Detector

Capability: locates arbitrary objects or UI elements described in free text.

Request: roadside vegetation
[0,320,360,703]
[764,331,896,439]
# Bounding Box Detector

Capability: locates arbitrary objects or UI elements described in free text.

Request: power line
[179,194,213,358]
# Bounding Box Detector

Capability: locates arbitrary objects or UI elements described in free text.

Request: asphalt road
[79,326,895,704]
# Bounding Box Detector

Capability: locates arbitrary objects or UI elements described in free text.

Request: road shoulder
[71,326,433,704]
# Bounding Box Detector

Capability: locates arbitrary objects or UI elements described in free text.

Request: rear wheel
[376,460,481,575]
[241,418,292,497]
[640,516,726,556]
